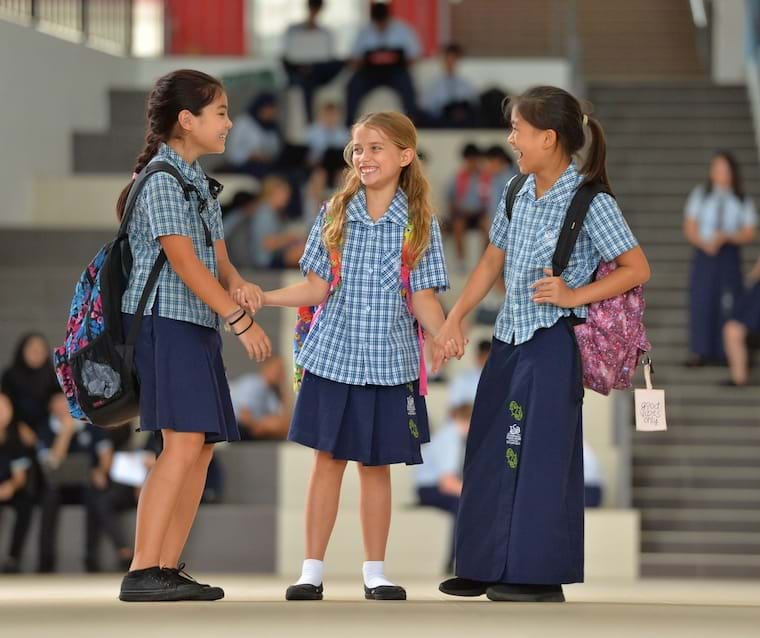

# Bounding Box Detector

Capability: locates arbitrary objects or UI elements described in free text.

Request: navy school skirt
[121,309,240,445]
[734,281,760,334]
[454,319,585,585]
[289,372,430,466]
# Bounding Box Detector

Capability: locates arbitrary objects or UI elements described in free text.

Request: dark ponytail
[504,85,613,196]
[116,69,224,221]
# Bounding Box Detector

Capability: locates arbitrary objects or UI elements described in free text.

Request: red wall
[165,0,246,55]
[389,0,440,57]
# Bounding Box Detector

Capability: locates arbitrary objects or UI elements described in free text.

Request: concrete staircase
[589,81,760,578]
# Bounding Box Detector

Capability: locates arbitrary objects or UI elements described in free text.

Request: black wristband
[229,310,247,326]
[234,317,255,336]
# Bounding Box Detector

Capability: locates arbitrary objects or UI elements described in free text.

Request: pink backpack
[505,176,650,395]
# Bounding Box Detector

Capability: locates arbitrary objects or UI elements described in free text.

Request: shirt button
[368,267,374,274]
[366,305,371,312]
[513,303,519,309]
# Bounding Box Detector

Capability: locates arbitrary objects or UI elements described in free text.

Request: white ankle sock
[296,559,323,586]
[363,561,394,589]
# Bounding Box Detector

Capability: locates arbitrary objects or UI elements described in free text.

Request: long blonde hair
[323,112,433,268]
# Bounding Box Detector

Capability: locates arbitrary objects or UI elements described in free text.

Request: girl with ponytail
[436,86,650,602]
[252,112,450,601]
[117,70,272,603]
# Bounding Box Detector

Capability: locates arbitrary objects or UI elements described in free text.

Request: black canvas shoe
[285,583,324,600]
[364,584,406,600]
[163,564,224,601]
[438,577,491,597]
[485,583,565,603]
[119,566,198,602]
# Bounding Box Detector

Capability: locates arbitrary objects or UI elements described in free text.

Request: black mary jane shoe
[364,584,406,600]
[485,583,565,603]
[285,583,324,601]
[438,577,491,597]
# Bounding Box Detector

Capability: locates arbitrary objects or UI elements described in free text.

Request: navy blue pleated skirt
[734,281,760,334]
[289,372,429,466]
[121,310,240,444]
[455,320,585,585]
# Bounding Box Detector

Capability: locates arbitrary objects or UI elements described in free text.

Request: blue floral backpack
[53,162,217,428]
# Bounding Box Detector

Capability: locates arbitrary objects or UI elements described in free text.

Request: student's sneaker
[364,584,406,600]
[285,583,324,601]
[485,583,565,603]
[119,566,198,602]
[438,577,490,597]
[163,563,224,601]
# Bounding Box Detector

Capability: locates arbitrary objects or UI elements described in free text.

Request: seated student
[415,403,472,574]
[723,257,760,386]
[422,43,479,128]
[229,356,290,441]
[306,102,349,167]
[345,2,422,125]
[36,393,113,573]
[250,176,306,269]
[482,145,517,218]
[223,191,260,269]
[447,144,489,270]
[226,93,284,178]
[0,393,33,573]
[281,0,345,124]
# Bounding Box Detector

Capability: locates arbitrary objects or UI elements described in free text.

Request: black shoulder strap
[505,174,529,221]
[551,181,611,277]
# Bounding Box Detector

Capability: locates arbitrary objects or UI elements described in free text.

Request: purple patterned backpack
[505,175,650,395]
[54,162,208,427]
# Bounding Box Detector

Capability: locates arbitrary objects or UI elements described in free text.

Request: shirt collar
[518,162,582,204]
[156,143,201,183]
[347,188,409,227]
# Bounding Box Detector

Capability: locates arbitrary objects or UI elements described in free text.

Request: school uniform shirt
[282,22,335,64]
[297,188,449,386]
[306,123,349,164]
[122,143,225,329]
[448,170,489,214]
[36,417,113,468]
[423,73,478,118]
[249,203,286,268]
[685,185,757,242]
[229,373,282,422]
[414,421,465,489]
[351,19,421,60]
[488,166,517,218]
[490,163,639,345]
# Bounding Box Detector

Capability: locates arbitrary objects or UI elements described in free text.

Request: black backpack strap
[551,182,611,277]
[505,174,529,222]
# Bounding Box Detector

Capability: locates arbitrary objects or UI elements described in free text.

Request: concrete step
[633,444,760,467]
[607,148,760,166]
[633,486,760,509]
[605,132,756,150]
[641,552,760,579]
[603,117,755,135]
[640,507,760,533]
[589,84,748,104]
[607,161,760,180]
[595,103,752,119]
[642,530,760,555]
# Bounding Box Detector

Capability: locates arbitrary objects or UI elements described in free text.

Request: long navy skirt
[122,310,240,444]
[454,320,585,585]
[734,281,760,334]
[289,372,429,466]
[689,245,743,360]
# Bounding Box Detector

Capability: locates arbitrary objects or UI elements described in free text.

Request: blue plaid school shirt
[297,188,449,386]
[121,143,224,328]
[490,163,639,345]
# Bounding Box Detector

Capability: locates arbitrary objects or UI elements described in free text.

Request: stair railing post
[564,0,585,99]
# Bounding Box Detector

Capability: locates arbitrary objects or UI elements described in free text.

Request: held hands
[431,319,469,374]
[231,281,264,314]
[531,269,578,308]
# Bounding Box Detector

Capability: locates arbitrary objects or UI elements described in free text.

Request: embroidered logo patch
[506,448,518,469]
[506,424,522,447]
[408,418,419,439]
[406,395,416,416]
[508,401,524,421]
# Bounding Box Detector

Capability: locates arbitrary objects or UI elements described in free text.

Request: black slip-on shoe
[486,583,565,603]
[285,583,324,601]
[162,566,224,601]
[364,584,406,600]
[119,566,197,602]
[438,577,491,597]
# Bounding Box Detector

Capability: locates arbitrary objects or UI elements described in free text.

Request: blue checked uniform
[122,143,224,329]
[490,163,638,344]
[297,188,449,386]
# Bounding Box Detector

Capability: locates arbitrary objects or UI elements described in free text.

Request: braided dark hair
[116,69,223,220]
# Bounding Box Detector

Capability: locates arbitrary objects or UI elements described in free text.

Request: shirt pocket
[379,250,402,293]
[533,224,559,268]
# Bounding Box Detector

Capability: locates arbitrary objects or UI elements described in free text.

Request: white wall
[0,19,136,225]
[712,0,747,84]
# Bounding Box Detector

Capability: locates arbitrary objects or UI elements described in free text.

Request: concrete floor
[1,576,759,638]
